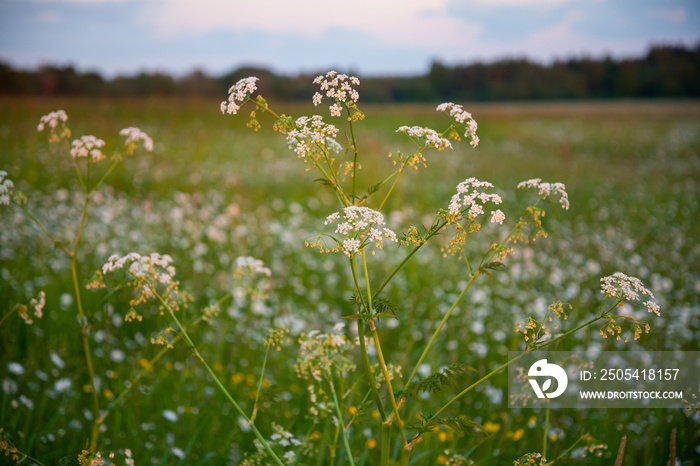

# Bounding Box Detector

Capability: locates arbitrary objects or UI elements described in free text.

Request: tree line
[1,43,698,101]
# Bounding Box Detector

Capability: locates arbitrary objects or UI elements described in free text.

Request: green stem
[153,290,284,466]
[71,254,100,452]
[380,423,392,466]
[403,273,478,393]
[548,430,586,465]
[377,166,404,212]
[543,400,550,458]
[0,305,20,327]
[91,157,122,193]
[16,203,69,253]
[350,257,387,422]
[346,105,360,203]
[372,216,446,299]
[361,250,408,446]
[326,364,356,466]
[251,343,271,422]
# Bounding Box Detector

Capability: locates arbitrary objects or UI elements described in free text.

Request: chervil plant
[212,72,661,464]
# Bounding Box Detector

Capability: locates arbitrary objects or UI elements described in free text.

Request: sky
[0,0,699,77]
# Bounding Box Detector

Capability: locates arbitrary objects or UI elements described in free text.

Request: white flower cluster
[0,170,14,206]
[234,256,272,278]
[448,177,504,223]
[436,102,479,147]
[297,325,352,382]
[120,127,154,152]
[286,115,342,159]
[517,178,570,210]
[325,206,397,256]
[70,135,106,162]
[220,76,259,115]
[312,70,361,116]
[37,110,68,132]
[396,126,453,151]
[102,253,176,306]
[600,272,660,316]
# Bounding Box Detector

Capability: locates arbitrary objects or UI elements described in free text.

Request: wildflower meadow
[1,74,699,465]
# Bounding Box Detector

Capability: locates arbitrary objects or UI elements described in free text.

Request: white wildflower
[396,126,452,151]
[221,76,259,115]
[436,102,479,147]
[70,135,106,162]
[490,209,506,224]
[447,177,503,221]
[517,178,569,210]
[120,127,154,152]
[37,110,68,132]
[312,71,361,115]
[600,272,659,315]
[7,362,25,375]
[286,115,341,160]
[0,171,14,206]
[324,206,397,257]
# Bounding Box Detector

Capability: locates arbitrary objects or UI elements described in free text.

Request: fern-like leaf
[409,413,486,436]
[396,363,476,402]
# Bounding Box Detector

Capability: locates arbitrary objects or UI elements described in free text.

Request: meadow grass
[0,96,698,464]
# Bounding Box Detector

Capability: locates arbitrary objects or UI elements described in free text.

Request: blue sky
[0,0,698,77]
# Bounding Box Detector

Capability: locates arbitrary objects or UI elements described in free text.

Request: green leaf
[409,413,487,436]
[397,363,476,402]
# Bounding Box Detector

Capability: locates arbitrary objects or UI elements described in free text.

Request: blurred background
[0,0,699,99]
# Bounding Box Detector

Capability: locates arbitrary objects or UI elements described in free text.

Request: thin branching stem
[152,290,285,466]
[326,363,356,466]
[350,256,387,421]
[361,250,408,446]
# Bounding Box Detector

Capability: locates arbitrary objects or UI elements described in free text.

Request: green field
[1,96,699,465]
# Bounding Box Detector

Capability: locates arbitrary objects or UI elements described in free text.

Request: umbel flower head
[120,127,154,154]
[600,272,660,316]
[70,135,106,162]
[322,206,397,256]
[98,252,181,320]
[0,170,14,206]
[447,177,504,223]
[436,102,480,147]
[220,76,259,115]
[37,110,71,142]
[286,115,342,160]
[517,178,570,210]
[396,126,453,151]
[312,70,361,117]
[37,110,68,132]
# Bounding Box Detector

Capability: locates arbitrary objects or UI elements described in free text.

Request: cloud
[37,9,62,22]
[655,7,687,23]
[135,0,481,50]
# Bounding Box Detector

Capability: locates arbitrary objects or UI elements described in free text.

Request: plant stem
[346,106,360,203]
[350,257,387,422]
[361,250,408,447]
[548,430,586,465]
[377,166,404,212]
[16,203,70,253]
[0,305,20,327]
[153,291,285,466]
[543,400,550,458]
[402,273,478,394]
[326,364,356,466]
[71,254,100,452]
[380,423,392,466]
[251,342,271,422]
